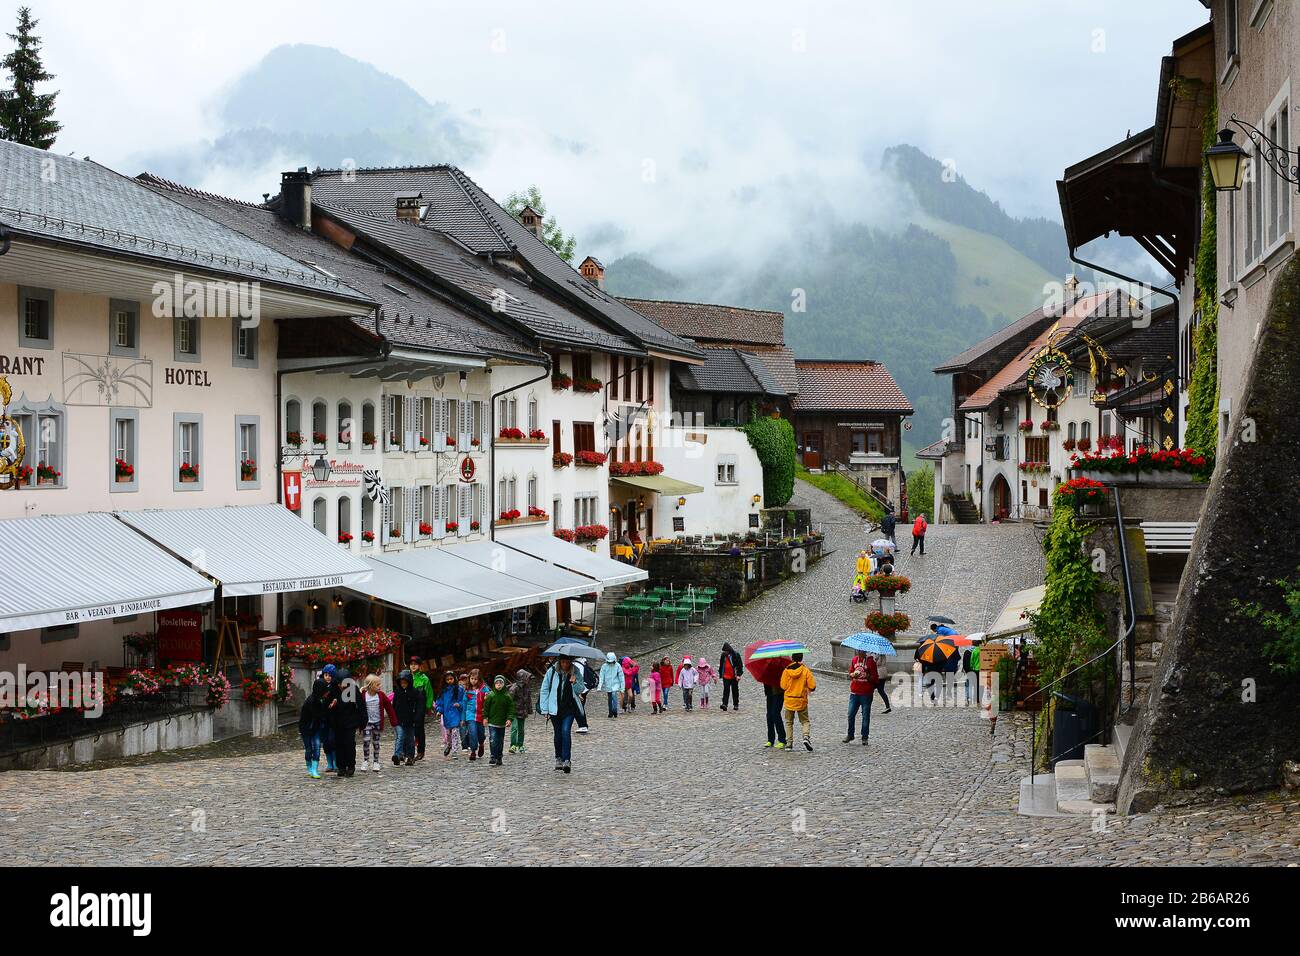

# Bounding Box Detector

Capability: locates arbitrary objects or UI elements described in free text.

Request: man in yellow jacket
[779,653,817,751]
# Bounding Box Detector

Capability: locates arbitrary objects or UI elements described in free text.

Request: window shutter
[458,485,471,537]
[414,399,425,450]
[434,399,446,452]
[382,397,392,450]
[382,491,393,545]
[461,400,472,449]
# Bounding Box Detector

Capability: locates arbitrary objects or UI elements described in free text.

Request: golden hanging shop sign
[0,376,27,491]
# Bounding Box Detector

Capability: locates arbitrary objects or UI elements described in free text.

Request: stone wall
[0,709,214,771]
[646,539,824,606]
[1118,258,1300,812]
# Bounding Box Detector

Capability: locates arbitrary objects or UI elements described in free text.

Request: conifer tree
[0,7,61,149]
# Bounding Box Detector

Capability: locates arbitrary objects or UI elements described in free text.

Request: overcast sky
[26,0,1208,260]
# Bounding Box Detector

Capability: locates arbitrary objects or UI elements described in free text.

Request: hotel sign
[298,457,364,490]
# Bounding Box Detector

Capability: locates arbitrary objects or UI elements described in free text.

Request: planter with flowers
[1017,419,1035,433]
[240,459,257,482]
[178,462,199,484]
[418,435,430,449]
[1054,476,1108,514]
[864,610,911,639]
[361,530,375,545]
[527,506,549,521]
[553,451,574,468]
[575,524,610,543]
[574,377,604,394]
[36,462,61,486]
[14,464,32,488]
[115,458,135,483]
[286,431,304,449]
[554,528,576,543]
[337,431,351,449]
[389,526,402,540]
[1062,438,1077,452]
[470,520,480,532]
[1040,420,1060,432]
[362,431,376,450]
[576,450,608,467]
[1069,445,1211,484]
[496,509,523,526]
[311,431,327,448]
[468,437,479,449]
[338,532,353,545]
[446,521,459,534]
[1075,438,1092,453]
[552,373,573,391]
[388,431,402,451]
[860,574,912,598]
[418,522,433,537]
[609,460,665,477]
[497,427,548,447]
[242,669,275,707]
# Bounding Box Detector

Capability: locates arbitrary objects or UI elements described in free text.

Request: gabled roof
[915,439,949,461]
[618,297,786,347]
[792,360,913,414]
[933,305,1058,375]
[1153,22,1215,171]
[307,165,705,360]
[674,347,786,396]
[958,291,1117,412]
[0,142,369,307]
[138,174,534,360]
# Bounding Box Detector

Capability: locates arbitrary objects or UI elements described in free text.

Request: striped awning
[117,504,372,597]
[504,534,647,587]
[0,513,215,633]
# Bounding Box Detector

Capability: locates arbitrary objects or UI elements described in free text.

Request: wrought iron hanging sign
[0,376,26,491]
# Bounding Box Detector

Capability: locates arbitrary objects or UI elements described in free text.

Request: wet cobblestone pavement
[1,484,1295,866]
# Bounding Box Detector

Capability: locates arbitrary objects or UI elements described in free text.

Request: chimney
[395,191,423,223]
[280,168,312,231]
[1063,273,1080,308]
[517,204,544,240]
[578,256,605,289]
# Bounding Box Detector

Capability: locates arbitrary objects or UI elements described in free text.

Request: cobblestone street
[1,484,1296,866]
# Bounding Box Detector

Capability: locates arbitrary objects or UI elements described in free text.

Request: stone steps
[1018,745,1120,817]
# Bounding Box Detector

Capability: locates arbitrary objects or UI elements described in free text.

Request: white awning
[0,513,215,633]
[117,505,372,597]
[505,534,647,587]
[358,557,515,625]
[446,539,602,601]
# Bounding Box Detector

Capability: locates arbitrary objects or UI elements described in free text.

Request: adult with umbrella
[841,632,894,742]
[744,639,791,749]
[718,642,743,711]
[915,636,961,703]
[538,655,586,774]
[543,640,603,735]
[880,505,896,545]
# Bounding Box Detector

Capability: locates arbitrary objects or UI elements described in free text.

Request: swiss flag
[283,471,302,512]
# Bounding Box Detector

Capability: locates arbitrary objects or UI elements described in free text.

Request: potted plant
[528,505,549,520]
[574,524,609,542]
[469,437,480,447]
[554,528,576,542]
[240,459,257,482]
[446,435,457,448]
[576,450,608,467]
[528,428,547,441]
[469,520,480,532]
[286,430,303,448]
[498,427,526,441]
[389,526,402,540]
[446,521,459,533]
[552,372,573,390]
[362,431,376,448]
[15,464,32,488]
[1075,437,1092,452]
[1041,420,1060,432]
[1017,419,1035,433]
[864,610,910,638]
[115,458,135,483]
[338,532,354,545]
[178,462,199,483]
[417,521,433,537]
[498,508,522,522]
[361,530,375,544]
[418,435,430,449]
[862,574,912,598]
[242,669,275,708]
[1062,438,1077,451]
[388,431,402,448]
[574,377,604,393]
[553,451,574,468]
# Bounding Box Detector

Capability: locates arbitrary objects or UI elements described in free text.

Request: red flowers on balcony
[338,532,354,544]
[312,431,327,446]
[1017,419,1035,433]
[498,509,522,521]
[446,521,459,533]
[551,373,573,390]
[470,520,480,531]
[575,450,607,466]
[609,460,665,477]
[418,522,433,536]
[554,528,576,542]
[574,524,609,542]
[553,452,574,468]
[286,431,303,448]
[529,428,547,441]
[498,427,525,440]
[528,506,549,519]
[362,530,375,543]
[1040,420,1060,432]
[574,377,604,393]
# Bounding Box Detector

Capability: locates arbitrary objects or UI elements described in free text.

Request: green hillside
[922,218,1055,324]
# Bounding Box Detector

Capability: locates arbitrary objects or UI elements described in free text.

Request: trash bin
[1050,691,1098,765]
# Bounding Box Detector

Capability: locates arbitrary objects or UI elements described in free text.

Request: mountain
[605,145,1075,444]
[134,45,487,188]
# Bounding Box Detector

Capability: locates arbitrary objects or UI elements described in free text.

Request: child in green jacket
[484,675,516,767]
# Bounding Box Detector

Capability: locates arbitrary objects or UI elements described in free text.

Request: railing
[1028,485,1136,783]
[0,687,211,760]
[825,460,892,510]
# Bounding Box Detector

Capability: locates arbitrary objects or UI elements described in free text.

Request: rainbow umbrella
[744,640,808,686]
[748,640,809,660]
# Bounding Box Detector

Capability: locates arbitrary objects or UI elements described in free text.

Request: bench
[1140,521,1198,554]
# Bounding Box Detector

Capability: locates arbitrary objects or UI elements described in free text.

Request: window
[527,473,538,509]
[337,401,352,446]
[284,398,302,447]
[573,422,596,455]
[552,495,562,531]
[1025,436,1049,463]
[497,396,517,430]
[361,402,375,447]
[111,408,138,492]
[312,497,327,535]
[1080,421,1092,443]
[1067,422,1077,443]
[8,399,65,489]
[851,431,866,454]
[574,494,599,527]
[1073,371,1089,398]
[233,321,258,368]
[384,395,404,450]
[867,429,883,455]
[174,412,203,491]
[310,400,327,448]
[236,416,260,490]
[337,496,352,542]
[1268,90,1292,246]
[419,397,432,449]
[552,419,563,452]
[174,316,200,362]
[573,353,592,382]
[716,453,737,485]
[497,474,518,512]
[362,496,375,544]
[109,299,139,357]
[18,287,53,349]
[472,400,486,446]
[527,396,538,433]
[1225,0,1239,60]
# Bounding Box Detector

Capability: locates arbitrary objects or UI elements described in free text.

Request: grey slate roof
[618,297,786,347]
[313,202,638,355]
[137,174,534,360]
[933,305,1058,375]
[673,347,786,396]
[307,165,705,360]
[0,141,368,305]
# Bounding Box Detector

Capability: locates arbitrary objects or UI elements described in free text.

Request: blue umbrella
[842,631,896,655]
[542,641,606,662]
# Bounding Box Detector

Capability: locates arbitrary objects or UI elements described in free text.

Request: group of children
[298,658,535,777]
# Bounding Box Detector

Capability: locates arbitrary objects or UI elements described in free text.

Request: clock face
[1027,349,1072,409]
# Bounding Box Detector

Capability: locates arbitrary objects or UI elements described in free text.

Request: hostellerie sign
[157,609,203,662]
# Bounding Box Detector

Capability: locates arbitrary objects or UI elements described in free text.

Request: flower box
[468,437,479,448]
[311,431,327,446]
[446,436,457,447]
[527,506,549,520]
[1040,420,1060,432]
[338,532,353,545]
[240,459,257,482]
[609,460,665,477]
[362,432,376,448]
[285,431,303,448]
[861,574,911,597]
[178,463,199,483]
[470,521,480,532]
[551,373,573,390]
[554,529,576,542]
[418,436,430,449]
[864,610,910,638]
[361,531,375,544]
[574,377,604,393]
[553,452,574,468]
[446,522,459,533]
[115,458,135,482]
[418,522,433,537]
[575,450,608,467]
[498,509,522,522]
[1017,420,1035,432]
[574,524,609,542]
[389,527,402,540]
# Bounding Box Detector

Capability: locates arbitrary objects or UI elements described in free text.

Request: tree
[906,465,934,522]
[504,185,576,262]
[0,6,60,149]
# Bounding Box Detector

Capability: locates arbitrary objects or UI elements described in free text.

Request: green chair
[674,606,692,629]
[652,606,674,630]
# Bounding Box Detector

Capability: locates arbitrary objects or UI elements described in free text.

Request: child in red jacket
[658,657,675,710]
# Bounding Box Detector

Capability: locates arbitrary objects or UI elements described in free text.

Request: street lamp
[1205,128,1248,192]
[311,454,332,483]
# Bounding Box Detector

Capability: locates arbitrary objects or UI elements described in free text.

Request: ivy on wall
[1184,94,1220,459]
[1027,497,1108,689]
[742,415,797,507]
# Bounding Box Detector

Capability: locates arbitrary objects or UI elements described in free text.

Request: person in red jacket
[658,657,675,709]
[844,653,879,745]
[910,513,928,556]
